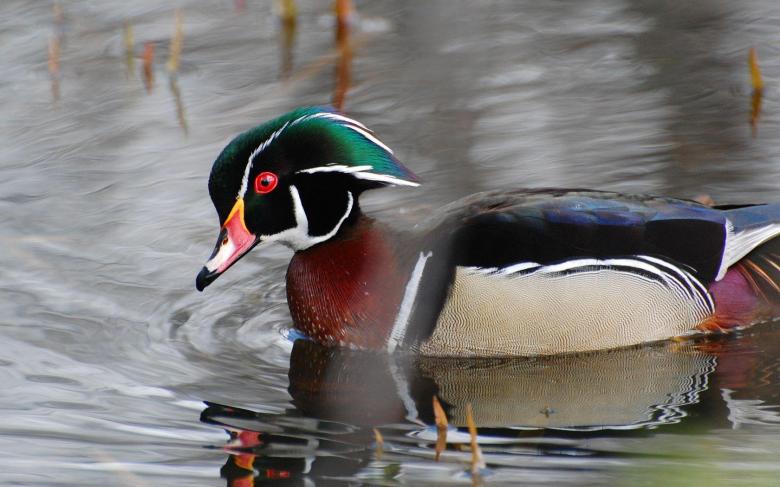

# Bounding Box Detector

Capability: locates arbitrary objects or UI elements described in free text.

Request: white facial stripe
[294,113,415,184]
[239,121,289,199]
[205,238,236,272]
[299,164,373,175]
[300,112,373,133]
[342,123,395,154]
[297,165,420,187]
[351,171,420,187]
[259,185,355,251]
[239,111,415,196]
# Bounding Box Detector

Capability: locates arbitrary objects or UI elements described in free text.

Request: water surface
[2,0,780,485]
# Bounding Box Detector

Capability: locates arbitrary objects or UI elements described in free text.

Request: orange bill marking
[223,198,249,233]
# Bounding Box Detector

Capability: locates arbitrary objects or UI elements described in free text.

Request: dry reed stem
[142,42,155,92]
[335,0,354,32]
[373,428,384,460]
[169,77,189,135]
[167,9,183,74]
[465,403,485,480]
[48,36,60,77]
[53,1,63,25]
[278,0,297,26]
[48,36,61,102]
[432,395,448,461]
[123,22,135,76]
[749,47,763,136]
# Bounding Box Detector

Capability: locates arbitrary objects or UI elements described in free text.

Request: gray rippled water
[2,0,780,485]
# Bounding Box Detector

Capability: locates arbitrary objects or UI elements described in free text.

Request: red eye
[254,171,278,194]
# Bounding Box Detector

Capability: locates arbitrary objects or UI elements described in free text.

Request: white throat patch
[260,185,354,251]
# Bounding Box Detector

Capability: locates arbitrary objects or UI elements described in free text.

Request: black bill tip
[196,266,218,292]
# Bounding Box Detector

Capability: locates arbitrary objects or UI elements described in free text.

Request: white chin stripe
[300,164,373,175]
[260,186,354,251]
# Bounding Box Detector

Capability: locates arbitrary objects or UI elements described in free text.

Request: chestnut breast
[286,221,407,349]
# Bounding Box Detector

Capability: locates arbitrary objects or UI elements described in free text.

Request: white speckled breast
[419,263,714,356]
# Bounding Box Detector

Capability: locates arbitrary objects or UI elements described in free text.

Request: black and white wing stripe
[466,255,715,315]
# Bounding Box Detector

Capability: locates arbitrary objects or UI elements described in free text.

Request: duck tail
[721,202,780,232]
[699,204,780,332]
[734,237,780,309]
[715,203,780,275]
[703,236,780,332]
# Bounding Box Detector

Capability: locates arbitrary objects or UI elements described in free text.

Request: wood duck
[196,107,780,356]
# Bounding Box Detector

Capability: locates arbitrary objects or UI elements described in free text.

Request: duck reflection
[202,400,369,485]
[202,338,749,484]
[288,339,716,430]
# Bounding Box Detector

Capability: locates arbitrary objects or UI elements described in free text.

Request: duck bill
[196,199,256,291]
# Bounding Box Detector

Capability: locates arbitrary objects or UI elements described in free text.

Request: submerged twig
[168,77,189,135]
[466,403,485,484]
[123,22,135,78]
[373,428,384,460]
[48,35,61,102]
[432,395,448,461]
[48,2,63,103]
[335,0,354,40]
[142,41,155,92]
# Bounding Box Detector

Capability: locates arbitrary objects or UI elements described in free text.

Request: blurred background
[2,1,780,485]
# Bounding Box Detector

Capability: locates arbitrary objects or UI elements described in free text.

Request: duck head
[196,107,419,291]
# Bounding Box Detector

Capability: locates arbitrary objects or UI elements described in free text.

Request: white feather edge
[467,257,679,278]
[464,256,713,314]
[717,220,780,280]
[387,251,433,353]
